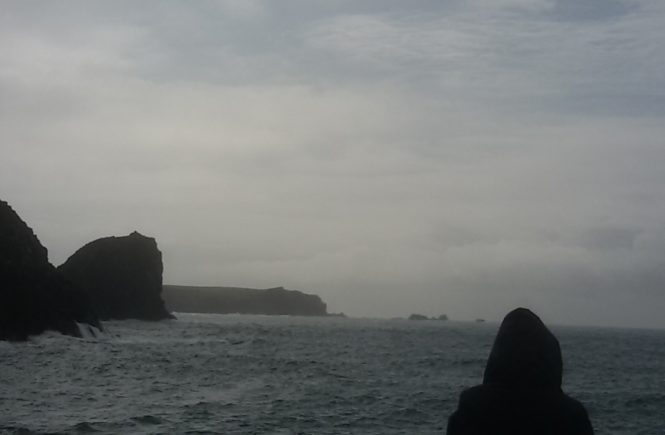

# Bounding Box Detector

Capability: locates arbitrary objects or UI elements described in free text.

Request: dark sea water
[1,314,664,434]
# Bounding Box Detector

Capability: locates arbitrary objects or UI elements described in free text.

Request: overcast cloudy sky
[2,0,664,328]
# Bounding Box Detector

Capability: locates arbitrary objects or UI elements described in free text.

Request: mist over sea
[1,314,664,435]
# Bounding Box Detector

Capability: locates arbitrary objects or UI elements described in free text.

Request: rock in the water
[58,232,172,320]
[162,285,328,316]
[0,200,101,341]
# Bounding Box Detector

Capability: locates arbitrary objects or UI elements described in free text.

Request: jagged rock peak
[0,200,100,340]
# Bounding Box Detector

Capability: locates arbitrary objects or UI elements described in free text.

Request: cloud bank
[2,0,664,327]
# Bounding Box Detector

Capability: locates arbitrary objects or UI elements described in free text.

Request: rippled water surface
[1,314,664,434]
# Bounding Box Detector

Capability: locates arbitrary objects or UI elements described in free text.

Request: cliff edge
[0,200,100,340]
[58,232,172,320]
[162,285,328,316]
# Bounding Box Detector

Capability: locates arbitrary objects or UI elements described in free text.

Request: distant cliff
[162,285,328,316]
[58,232,172,320]
[0,200,100,340]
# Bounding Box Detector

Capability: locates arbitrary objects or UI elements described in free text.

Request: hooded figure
[447,308,594,435]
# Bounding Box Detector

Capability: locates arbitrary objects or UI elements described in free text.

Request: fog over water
[2,1,665,328]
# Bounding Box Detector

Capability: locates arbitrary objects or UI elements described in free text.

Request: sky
[1,0,664,328]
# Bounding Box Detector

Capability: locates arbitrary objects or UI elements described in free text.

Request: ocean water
[1,314,664,435]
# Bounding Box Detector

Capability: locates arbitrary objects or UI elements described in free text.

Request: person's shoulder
[457,385,491,407]
[448,385,517,435]
[560,394,590,415]
[454,384,506,418]
[448,386,487,435]
[560,393,594,434]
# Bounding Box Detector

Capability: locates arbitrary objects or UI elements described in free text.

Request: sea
[1,314,664,435]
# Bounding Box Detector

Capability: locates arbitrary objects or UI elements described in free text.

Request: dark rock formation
[58,232,172,320]
[447,308,594,435]
[162,285,328,316]
[408,313,428,320]
[0,200,101,341]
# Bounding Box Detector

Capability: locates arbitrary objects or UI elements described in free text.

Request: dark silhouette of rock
[58,232,172,320]
[408,313,428,320]
[162,285,328,316]
[0,200,101,341]
[447,307,594,435]
[437,314,449,321]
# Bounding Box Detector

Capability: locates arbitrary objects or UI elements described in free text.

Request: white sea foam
[76,322,103,340]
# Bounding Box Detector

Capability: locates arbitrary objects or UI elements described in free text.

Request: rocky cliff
[162,285,328,316]
[0,200,101,340]
[58,232,172,320]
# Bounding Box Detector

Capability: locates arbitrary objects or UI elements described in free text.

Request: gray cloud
[1,0,664,328]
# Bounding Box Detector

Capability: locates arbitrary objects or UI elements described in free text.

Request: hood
[482,308,562,390]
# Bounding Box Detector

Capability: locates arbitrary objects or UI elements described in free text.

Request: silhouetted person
[447,308,594,435]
